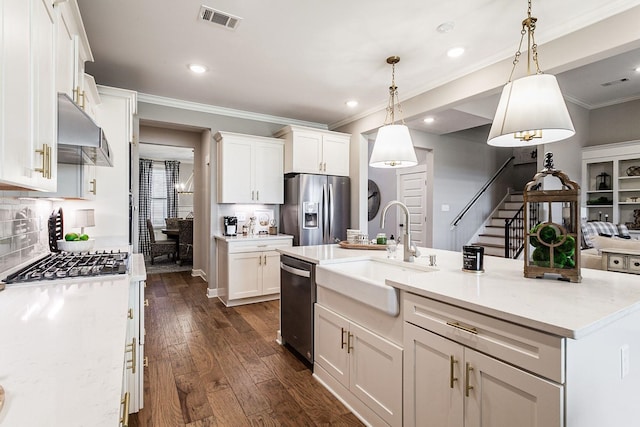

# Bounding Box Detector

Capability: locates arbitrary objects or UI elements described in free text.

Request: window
[151,163,167,227]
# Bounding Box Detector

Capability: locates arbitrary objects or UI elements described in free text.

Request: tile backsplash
[0,195,53,275]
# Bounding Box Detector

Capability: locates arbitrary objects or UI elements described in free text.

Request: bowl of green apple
[57,232,95,252]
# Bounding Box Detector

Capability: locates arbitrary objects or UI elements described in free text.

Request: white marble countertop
[278,245,640,339]
[0,254,145,426]
[214,233,293,242]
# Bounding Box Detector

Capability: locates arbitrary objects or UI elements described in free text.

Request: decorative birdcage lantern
[596,172,611,190]
[523,152,581,283]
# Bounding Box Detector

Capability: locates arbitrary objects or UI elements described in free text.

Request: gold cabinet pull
[90,179,97,195]
[450,355,458,389]
[144,299,149,307]
[446,321,478,335]
[126,337,137,374]
[465,362,474,397]
[143,356,149,368]
[35,144,52,179]
[120,392,130,427]
[347,332,354,354]
[341,327,347,349]
[319,162,323,171]
[127,308,133,319]
[256,190,259,201]
[258,255,262,266]
[251,190,255,200]
[323,162,327,171]
[263,255,267,265]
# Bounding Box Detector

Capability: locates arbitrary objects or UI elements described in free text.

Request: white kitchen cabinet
[28,161,97,199]
[315,304,402,427]
[54,0,93,105]
[124,271,146,413]
[0,0,57,192]
[216,131,284,204]
[215,236,292,307]
[275,125,350,176]
[404,322,562,427]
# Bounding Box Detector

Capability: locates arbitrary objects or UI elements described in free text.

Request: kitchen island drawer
[403,291,565,383]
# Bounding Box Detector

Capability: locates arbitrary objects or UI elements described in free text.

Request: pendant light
[487,0,575,147]
[369,56,418,168]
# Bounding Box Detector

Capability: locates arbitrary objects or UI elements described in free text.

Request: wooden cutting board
[338,240,387,250]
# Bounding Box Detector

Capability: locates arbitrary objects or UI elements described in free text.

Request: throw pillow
[581,221,621,248]
[591,235,640,254]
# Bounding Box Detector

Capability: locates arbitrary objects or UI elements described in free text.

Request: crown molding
[137,93,327,130]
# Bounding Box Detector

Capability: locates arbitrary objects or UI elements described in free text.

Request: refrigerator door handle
[322,183,329,242]
[329,183,334,241]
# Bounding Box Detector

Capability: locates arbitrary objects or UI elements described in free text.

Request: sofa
[580,221,640,270]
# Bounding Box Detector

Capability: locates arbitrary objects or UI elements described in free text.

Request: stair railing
[504,184,541,259]
[450,156,515,229]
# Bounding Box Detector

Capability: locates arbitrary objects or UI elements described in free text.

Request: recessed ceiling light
[437,21,455,33]
[346,100,358,108]
[188,64,208,74]
[635,66,640,72]
[423,117,435,124]
[447,47,465,58]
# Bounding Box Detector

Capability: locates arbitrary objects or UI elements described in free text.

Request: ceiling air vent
[601,78,629,87]
[198,5,242,30]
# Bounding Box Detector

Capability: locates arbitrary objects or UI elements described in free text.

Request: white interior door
[398,170,428,247]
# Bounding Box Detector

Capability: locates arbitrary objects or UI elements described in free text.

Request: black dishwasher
[280,255,315,367]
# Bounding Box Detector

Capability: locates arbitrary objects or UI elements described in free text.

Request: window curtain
[165,160,180,219]
[138,159,153,255]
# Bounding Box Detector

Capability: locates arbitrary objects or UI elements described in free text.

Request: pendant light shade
[370,56,418,168]
[487,0,575,147]
[488,74,575,147]
[370,124,418,168]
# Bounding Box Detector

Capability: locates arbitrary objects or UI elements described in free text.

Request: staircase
[471,193,524,257]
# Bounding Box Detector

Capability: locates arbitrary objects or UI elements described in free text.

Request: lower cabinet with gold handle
[314,304,402,427]
[403,296,563,427]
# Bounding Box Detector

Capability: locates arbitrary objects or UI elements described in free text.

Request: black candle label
[463,246,484,271]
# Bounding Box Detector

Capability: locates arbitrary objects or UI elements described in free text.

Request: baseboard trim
[206,287,218,298]
[191,269,206,281]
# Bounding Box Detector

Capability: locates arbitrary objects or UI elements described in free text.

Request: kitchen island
[0,253,146,427]
[278,244,640,427]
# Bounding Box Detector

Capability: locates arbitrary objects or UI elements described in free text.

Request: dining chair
[146,219,177,264]
[178,219,194,264]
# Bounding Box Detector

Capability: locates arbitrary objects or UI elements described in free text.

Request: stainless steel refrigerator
[281,174,350,246]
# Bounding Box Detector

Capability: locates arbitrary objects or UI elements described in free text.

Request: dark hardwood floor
[129,271,363,427]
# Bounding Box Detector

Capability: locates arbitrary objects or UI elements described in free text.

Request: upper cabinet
[54,0,94,108]
[216,132,284,204]
[0,0,57,192]
[275,125,350,176]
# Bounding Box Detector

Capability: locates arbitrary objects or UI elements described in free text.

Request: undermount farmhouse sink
[315,259,437,316]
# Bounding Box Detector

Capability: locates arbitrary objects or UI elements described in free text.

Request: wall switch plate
[236,212,246,221]
[621,344,630,379]
[441,204,450,212]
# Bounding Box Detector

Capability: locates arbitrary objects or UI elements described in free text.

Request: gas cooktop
[3,250,129,285]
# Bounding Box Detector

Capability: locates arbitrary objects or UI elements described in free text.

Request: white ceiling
[77,0,640,133]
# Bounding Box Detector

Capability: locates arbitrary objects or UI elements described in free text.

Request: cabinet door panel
[31,0,57,191]
[228,253,261,299]
[322,134,350,176]
[465,348,563,427]
[255,142,283,204]
[261,251,281,295]
[292,131,323,174]
[218,139,253,203]
[1,0,33,188]
[350,321,403,427]
[315,304,349,388]
[404,323,463,427]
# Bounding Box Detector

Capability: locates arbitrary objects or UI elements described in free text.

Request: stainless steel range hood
[57,93,113,167]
